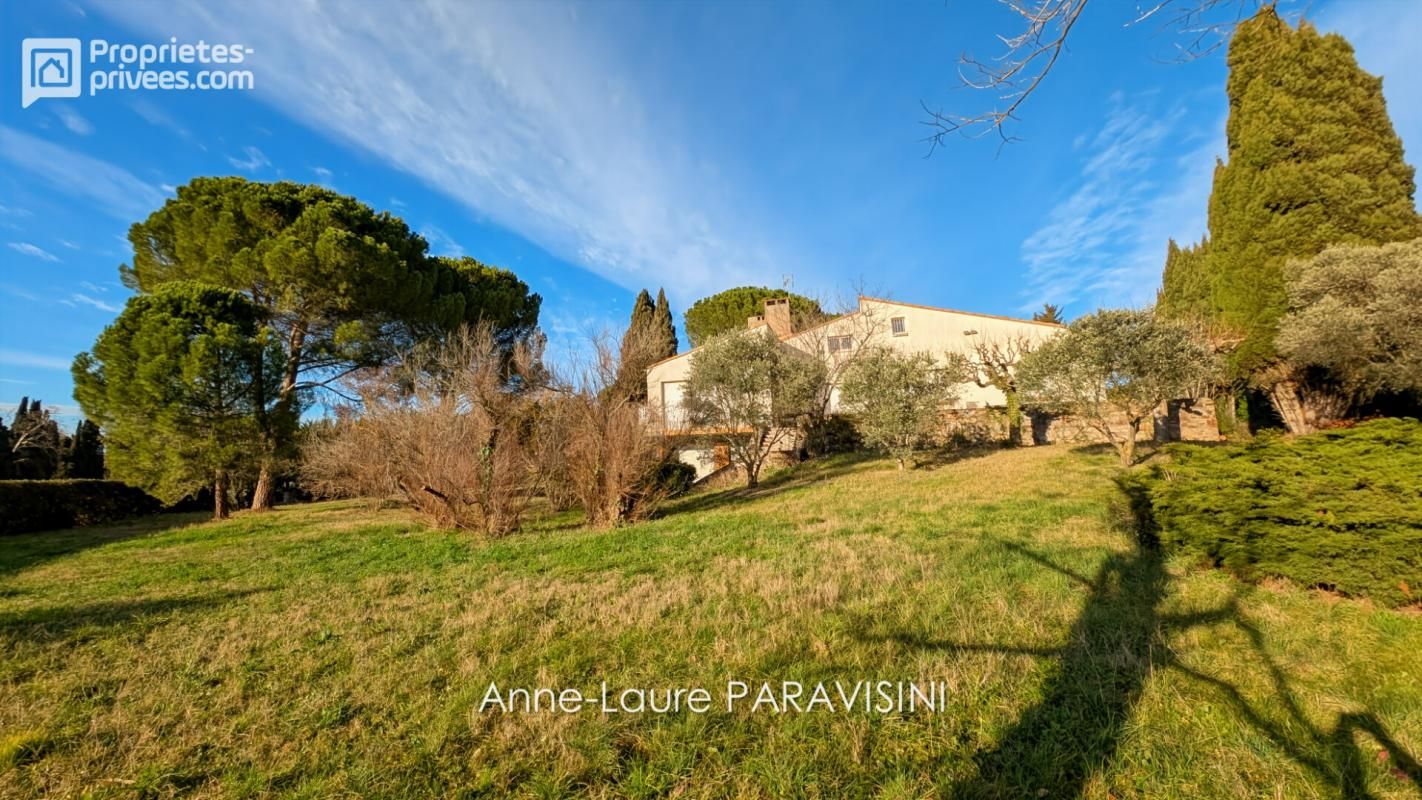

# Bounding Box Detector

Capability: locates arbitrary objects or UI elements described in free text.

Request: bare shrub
[556,330,674,526]
[303,325,543,535]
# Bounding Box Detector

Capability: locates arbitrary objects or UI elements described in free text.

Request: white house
[645,296,1065,477]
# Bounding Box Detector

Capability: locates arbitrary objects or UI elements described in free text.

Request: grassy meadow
[1,445,1419,799]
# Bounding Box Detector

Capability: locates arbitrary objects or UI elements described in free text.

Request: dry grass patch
[1,446,1419,798]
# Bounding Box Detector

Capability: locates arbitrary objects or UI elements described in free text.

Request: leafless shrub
[303,325,544,535]
[558,330,674,526]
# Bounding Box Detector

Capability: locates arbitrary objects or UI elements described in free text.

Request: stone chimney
[762,297,793,339]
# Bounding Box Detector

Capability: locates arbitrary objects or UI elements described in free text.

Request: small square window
[890,317,907,336]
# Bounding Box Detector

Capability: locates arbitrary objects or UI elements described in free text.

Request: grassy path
[1,446,1419,798]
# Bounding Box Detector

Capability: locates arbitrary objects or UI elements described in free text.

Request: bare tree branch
[922,0,1262,151]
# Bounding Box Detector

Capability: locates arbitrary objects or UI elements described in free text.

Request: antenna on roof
[782,274,794,290]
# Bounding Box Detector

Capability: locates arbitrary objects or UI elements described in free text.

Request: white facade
[646,296,1064,438]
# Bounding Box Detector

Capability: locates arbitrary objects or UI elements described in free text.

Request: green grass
[1,446,1419,799]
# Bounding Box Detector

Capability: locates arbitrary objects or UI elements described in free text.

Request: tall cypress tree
[652,288,678,359]
[63,419,105,479]
[1207,6,1421,386]
[613,289,658,401]
[1157,236,1213,325]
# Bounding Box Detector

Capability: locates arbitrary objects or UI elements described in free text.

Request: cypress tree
[1207,6,1421,383]
[612,289,658,402]
[652,288,678,358]
[0,414,12,479]
[1157,236,1213,325]
[63,419,105,479]
[9,396,61,479]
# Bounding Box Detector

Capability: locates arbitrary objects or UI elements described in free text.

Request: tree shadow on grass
[853,479,1421,799]
[0,587,270,645]
[655,452,879,519]
[0,511,212,580]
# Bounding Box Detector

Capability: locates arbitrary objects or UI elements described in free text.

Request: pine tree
[652,288,678,358]
[1031,303,1064,324]
[1206,6,1421,391]
[73,282,288,518]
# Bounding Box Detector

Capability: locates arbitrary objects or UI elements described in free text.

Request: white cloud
[420,224,465,258]
[69,293,121,313]
[79,280,108,292]
[53,105,95,135]
[0,204,32,218]
[61,240,81,250]
[97,0,779,301]
[0,126,166,220]
[1018,94,1222,313]
[0,349,72,371]
[227,146,270,172]
[7,242,60,262]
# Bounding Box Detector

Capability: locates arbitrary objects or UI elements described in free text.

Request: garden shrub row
[1140,418,1422,607]
[0,480,161,535]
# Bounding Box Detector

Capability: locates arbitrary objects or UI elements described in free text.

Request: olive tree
[1017,308,1218,466]
[839,348,963,469]
[681,329,826,487]
[1275,238,1422,425]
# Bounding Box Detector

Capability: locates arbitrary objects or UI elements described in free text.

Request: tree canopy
[121,177,540,508]
[682,329,826,487]
[682,287,823,347]
[1018,308,1218,466]
[839,348,960,469]
[1276,237,1422,416]
[73,282,288,517]
[1198,7,1421,378]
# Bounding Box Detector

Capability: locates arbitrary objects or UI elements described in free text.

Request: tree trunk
[1119,421,1139,467]
[250,323,307,511]
[1004,390,1022,447]
[1213,388,1238,437]
[1267,380,1312,435]
[214,471,231,520]
[896,456,906,471]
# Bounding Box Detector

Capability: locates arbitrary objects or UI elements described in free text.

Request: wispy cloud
[67,293,121,313]
[7,242,60,262]
[99,0,780,301]
[0,126,166,220]
[128,97,193,141]
[0,204,32,218]
[1,283,39,302]
[0,349,73,371]
[53,105,95,135]
[420,224,465,258]
[79,280,109,292]
[0,401,82,418]
[1018,94,1221,313]
[227,146,270,172]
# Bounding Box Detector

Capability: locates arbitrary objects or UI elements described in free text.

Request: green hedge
[0,480,161,535]
[1142,418,1422,606]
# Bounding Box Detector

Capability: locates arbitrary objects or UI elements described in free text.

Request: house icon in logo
[21,38,82,108]
[33,50,73,87]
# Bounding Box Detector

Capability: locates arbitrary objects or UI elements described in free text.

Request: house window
[891,317,907,336]
[827,335,853,354]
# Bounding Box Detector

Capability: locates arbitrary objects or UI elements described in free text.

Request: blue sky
[2,0,1419,423]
